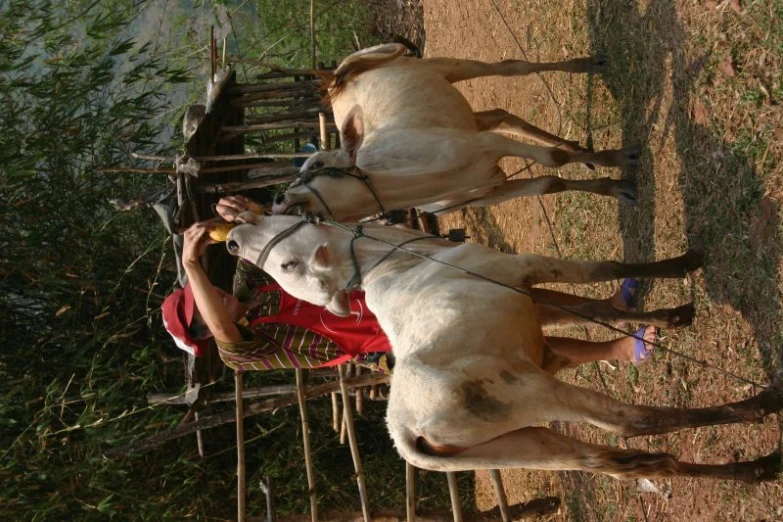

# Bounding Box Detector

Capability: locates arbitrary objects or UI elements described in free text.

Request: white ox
[225,215,782,481]
[272,44,638,221]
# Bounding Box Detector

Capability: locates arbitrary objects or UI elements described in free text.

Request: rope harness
[294,166,386,222]
[250,216,765,388]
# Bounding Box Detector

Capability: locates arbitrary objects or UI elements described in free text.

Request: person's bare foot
[610,278,640,312]
[615,325,658,364]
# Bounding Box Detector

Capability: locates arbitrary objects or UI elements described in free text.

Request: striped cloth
[216,261,344,371]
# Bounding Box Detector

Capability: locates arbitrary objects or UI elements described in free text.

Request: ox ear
[309,243,331,271]
[326,290,351,317]
[341,105,364,164]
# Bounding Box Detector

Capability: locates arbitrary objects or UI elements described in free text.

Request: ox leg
[518,371,783,438]
[516,250,703,287]
[466,176,637,205]
[477,132,639,169]
[446,427,780,482]
[474,109,600,171]
[425,56,606,83]
[532,288,694,330]
[474,109,586,152]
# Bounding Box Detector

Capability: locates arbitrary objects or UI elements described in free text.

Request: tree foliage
[0,1,199,519]
[1,2,463,520]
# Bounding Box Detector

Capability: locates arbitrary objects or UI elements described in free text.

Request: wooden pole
[195,152,314,162]
[236,371,247,522]
[331,392,340,432]
[446,473,463,522]
[98,167,176,174]
[197,175,296,195]
[295,369,318,522]
[106,373,390,458]
[260,477,276,522]
[148,383,299,406]
[194,411,205,458]
[489,470,511,522]
[405,463,415,522]
[227,57,327,76]
[338,365,370,522]
[223,121,335,133]
[318,112,330,150]
[231,79,322,95]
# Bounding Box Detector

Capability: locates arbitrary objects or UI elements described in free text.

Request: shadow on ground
[586,0,781,379]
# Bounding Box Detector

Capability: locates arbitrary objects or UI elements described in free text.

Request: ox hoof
[618,146,641,168]
[744,451,782,482]
[667,304,695,328]
[614,179,637,204]
[679,248,705,272]
[750,381,783,419]
[726,451,783,482]
[591,54,609,73]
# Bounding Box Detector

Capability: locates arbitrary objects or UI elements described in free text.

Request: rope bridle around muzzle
[293,166,386,221]
[251,217,367,293]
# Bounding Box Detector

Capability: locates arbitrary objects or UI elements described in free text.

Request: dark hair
[188,315,212,341]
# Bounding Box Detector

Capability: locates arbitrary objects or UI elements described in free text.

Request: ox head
[271,105,365,219]
[225,213,353,316]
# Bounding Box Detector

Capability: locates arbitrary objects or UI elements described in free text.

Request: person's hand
[182,222,215,267]
[215,195,260,222]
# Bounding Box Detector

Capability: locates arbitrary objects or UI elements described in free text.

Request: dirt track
[422,0,783,520]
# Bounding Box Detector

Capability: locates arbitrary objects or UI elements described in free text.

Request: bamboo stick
[234,91,322,105]
[131,152,174,162]
[231,80,321,95]
[98,167,176,174]
[446,473,463,522]
[223,121,336,133]
[105,373,390,458]
[354,366,364,417]
[236,371,247,522]
[227,56,327,76]
[295,369,318,522]
[260,477,276,522]
[236,98,321,108]
[264,131,320,144]
[195,152,313,162]
[195,411,205,458]
[148,383,299,406]
[489,470,511,522]
[338,365,370,522]
[331,392,340,432]
[197,176,295,195]
[339,411,347,445]
[210,26,215,80]
[405,463,415,522]
[246,108,321,125]
[319,113,330,150]
[199,162,296,174]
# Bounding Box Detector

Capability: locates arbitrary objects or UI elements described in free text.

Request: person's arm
[182,222,244,344]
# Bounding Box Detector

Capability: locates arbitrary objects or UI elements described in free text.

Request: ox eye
[281,259,299,272]
[309,160,324,170]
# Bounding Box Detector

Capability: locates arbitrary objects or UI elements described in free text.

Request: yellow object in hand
[209,223,236,242]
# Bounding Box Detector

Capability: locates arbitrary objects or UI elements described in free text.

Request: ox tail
[391,425,499,473]
[324,43,407,103]
[390,425,575,473]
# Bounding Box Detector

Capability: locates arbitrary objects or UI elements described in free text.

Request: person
[161,196,658,373]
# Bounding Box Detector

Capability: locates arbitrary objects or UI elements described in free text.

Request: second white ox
[225,215,782,481]
[273,44,638,221]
